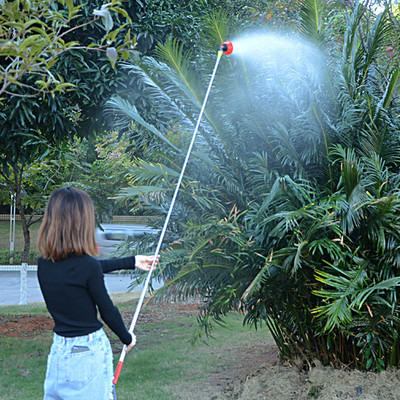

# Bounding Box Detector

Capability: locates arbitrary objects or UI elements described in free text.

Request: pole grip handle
[113,361,124,385]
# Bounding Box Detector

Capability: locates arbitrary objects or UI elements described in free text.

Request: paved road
[0,271,162,305]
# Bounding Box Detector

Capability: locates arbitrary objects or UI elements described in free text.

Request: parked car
[95,224,159,259]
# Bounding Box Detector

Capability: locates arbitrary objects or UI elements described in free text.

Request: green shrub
[0,250,38,265]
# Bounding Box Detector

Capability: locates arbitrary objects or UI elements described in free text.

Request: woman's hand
[126,333,137,353]
[135,254,160,271]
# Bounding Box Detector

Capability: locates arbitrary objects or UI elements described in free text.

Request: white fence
[0,265,37,271]
[0,263,31,305]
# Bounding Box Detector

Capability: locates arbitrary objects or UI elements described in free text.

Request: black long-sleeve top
[37,254,135,345]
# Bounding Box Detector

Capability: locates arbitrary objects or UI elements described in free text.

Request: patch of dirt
[123,299,203,324]
[201,344,280,400]
[228,361,400,400]
[0,314,53,337]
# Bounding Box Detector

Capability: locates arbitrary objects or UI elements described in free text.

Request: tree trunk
[15,186,31,264]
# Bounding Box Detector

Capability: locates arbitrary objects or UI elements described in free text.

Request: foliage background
[1,0,400,372]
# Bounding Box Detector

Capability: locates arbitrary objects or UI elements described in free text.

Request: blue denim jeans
[43,328,113,400]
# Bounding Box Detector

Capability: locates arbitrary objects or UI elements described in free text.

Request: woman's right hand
[126,333,136,353]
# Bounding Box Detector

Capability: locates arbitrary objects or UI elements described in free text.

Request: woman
[37,186,158,400]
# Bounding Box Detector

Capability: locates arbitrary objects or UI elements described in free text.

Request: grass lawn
[0,300,273,400]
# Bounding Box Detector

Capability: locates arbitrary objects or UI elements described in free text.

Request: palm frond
[106,97,181,152]
[300,0,326,44]
[201,11,235,49]
[313,258,368,331]
[359,9,390,86]
[379,67,400,111]
[154,38,204,108]
[342,2,363,69]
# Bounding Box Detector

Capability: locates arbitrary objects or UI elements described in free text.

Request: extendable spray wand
[111,40,233,400]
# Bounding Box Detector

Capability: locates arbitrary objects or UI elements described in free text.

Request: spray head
[220,41,233,55]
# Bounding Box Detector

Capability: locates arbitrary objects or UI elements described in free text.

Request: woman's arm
[100,255,159,274]
[87,264,132,345]
[99,256,135,274]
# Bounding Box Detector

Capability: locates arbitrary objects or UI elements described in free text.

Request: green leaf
[106,97,181,152]
[381,68,400,110]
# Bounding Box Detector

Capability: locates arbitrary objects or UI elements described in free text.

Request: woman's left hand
[135,254,160,271]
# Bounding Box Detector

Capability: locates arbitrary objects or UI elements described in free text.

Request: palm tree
[107,1,400,370]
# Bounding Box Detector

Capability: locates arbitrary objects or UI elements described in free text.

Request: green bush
[0,250,38,265]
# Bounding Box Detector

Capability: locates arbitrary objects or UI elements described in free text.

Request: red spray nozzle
[220,41,233,55]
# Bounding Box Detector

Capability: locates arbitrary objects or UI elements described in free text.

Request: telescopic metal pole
[111,49,225,396]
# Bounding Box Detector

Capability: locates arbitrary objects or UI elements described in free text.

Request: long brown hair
[37,187,99,261]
